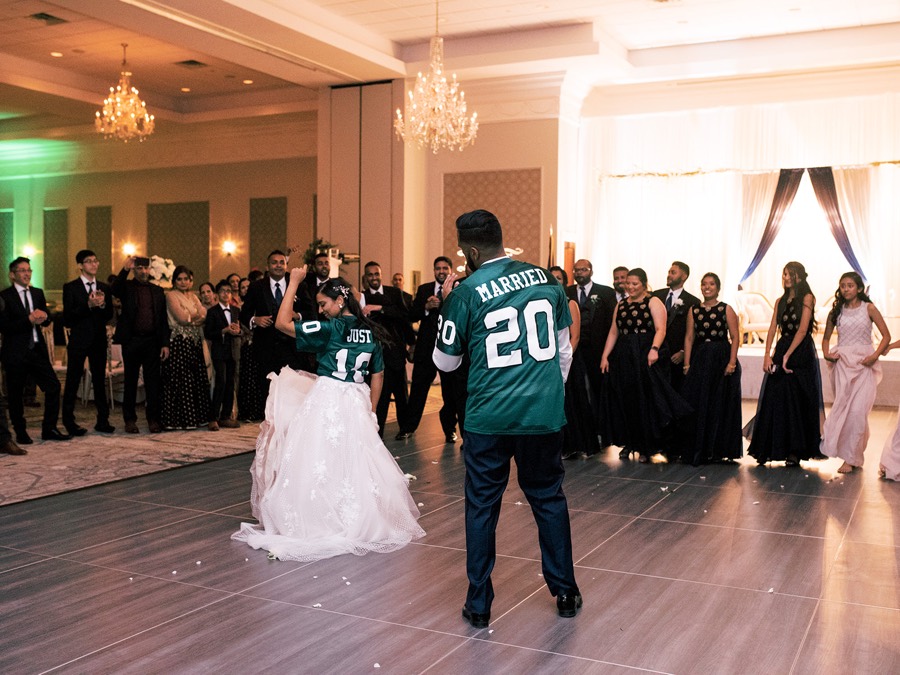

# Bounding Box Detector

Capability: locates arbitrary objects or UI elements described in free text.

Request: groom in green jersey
[433,209,582,629]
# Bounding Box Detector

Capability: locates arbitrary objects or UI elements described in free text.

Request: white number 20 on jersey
[483,298,556,369]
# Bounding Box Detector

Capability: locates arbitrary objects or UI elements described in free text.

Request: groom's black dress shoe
[16,431,33,445]
[557,592,583,618]
[462,607,490,628]
[42,428,72,442]
[65,424,88,437]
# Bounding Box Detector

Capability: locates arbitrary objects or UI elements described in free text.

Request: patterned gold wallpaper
[443,168,542,268]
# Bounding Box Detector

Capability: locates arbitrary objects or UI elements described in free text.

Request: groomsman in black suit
[361,261,415,437]
[62,250,115,435]
[651,260,700,392]
[399,256,465,443]
[612,265,629,303]
[205,281,242,431]
[0,257,70,443]
[299,252,334,318]
[111,255,170,434]
[240,250,306,413]
[566,259,617,452]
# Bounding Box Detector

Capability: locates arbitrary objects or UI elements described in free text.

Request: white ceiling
[1,0,900,140]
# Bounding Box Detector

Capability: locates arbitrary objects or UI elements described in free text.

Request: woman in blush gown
[232,269,424,562]
[549,266,599,459]
[161,266,210,429]
[745,262,824,466]
[820,272,890,474]
[681,272,743,465]
[600,268,692,463]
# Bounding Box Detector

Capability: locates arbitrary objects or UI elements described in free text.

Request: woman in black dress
[601,268,691,462]
[550,266,600,459]
[681,272,742,465]
[745,261,822,466]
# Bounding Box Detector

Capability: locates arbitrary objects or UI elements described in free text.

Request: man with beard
[398,256,464,443]
[651,260,699,392]
[360,261,414,437]
[612,266,629,303]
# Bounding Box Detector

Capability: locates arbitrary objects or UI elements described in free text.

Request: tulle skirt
[232,368,425,561]
[820,344,881,467]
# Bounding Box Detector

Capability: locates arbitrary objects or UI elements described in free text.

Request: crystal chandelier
[95,44,155,142]
[394,0,478,153]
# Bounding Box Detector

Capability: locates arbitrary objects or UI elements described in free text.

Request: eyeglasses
[82,258,100,264]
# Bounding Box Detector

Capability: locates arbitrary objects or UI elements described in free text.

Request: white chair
[735,291,774,344]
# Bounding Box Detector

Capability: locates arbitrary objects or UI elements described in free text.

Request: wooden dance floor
[2,403,899,673]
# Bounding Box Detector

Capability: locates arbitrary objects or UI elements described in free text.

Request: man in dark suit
[0,257,70,443]
[361,261,414,437]
[391,272,414,310]
[400,256,465,443]
[61,249,115,436]
[0,294,28,455]
[111,255,171,434]
[612,265,629,303]
[299,252,333,318]
[651,260,700,392]
[205,280,242,431]
[566,258,617,453]
[240,250,306,415]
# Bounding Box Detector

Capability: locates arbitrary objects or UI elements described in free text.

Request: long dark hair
[828,271,871,325]
[316,279,392,346]
[779,261,817,332]
[549,266,568,286]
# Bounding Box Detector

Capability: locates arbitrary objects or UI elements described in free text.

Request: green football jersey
[294,314,384,382]
[435,257,572,435]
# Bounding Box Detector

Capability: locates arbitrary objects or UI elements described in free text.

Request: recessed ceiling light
[242,79,253,85]
[50,51,63,58]
[180,87,191,92]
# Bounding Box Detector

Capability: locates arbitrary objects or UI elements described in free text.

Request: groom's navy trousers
[462,429,577,614]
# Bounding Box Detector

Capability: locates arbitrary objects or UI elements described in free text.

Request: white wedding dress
[232,368,425,561]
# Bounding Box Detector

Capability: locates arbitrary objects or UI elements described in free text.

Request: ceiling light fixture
[394,0,477,153]
[95,43,155,142]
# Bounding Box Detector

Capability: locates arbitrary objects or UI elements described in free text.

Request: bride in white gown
[232,269,425,561]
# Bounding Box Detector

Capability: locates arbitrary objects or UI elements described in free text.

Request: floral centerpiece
[148,255,175,288]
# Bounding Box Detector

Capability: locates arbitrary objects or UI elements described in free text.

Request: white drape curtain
[832,167,884,304]
[575,91,900,323]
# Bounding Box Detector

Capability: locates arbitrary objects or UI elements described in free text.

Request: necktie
[666,291,674,311]
[437,285,443,301]
[274,281,283,305]
[22,289,35,347]
[578,286,587,308]
[87,281,94,294]
[224,306,231,323]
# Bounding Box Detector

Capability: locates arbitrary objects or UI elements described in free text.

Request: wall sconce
[222,240,237,256]
[22,244,36,257]
[122,243,137,256]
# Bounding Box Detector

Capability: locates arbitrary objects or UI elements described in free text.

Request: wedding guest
[601,268,691,463]
[0,294,27,455]
[226,273,243,310]
[198,282,216,310]
[651,261,700,392]
[391,272,414,310]
[161,266,210,430]
[820,272,890,473]
[247,269,264,283]
[612,266,628,303]
[681,272,742,464]
[62,250,115,436]
[239,277,250,300]
[745,261,822,466]
[566,258,616,451]
[879,338,900,481]
[549,266,596,459]
[232,271,424,561]
[112,255,171,434]
[360,261,414,438]
[0,257,70,443]
[204,281,241,431]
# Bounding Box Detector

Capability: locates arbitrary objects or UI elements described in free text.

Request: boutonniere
[589,295,599,305]
[672,298,683,308]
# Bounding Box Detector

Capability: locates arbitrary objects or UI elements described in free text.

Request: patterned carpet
[0,378,444,506]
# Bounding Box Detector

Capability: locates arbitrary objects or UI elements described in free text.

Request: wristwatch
[650,345,659,352]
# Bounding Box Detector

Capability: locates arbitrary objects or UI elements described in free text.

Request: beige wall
[0,157,316,289]
[416,117,559,284]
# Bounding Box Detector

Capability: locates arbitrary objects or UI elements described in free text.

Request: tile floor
[1,404,899,674]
